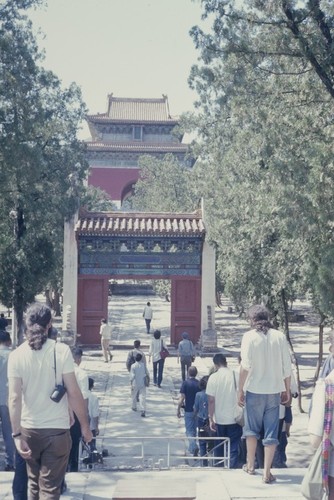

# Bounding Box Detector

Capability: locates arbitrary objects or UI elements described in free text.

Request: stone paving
[0,294,321,498]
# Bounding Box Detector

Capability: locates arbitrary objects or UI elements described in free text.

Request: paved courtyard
[0,294,320,498]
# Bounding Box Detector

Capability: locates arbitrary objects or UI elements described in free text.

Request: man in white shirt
[206,353,242,468]
[142,302,153,334]
[99,318,112,363]
[68,347,90,472]
[130,353,149,417]
[238,304,291,484]
[88,378,99,450]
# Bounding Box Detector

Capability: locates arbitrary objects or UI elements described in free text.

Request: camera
[50,384,66,403]
[82,450,103,467]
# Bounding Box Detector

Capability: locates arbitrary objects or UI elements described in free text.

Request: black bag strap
[53,344,57,385]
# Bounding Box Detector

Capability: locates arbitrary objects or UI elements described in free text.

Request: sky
[28,0,205,138]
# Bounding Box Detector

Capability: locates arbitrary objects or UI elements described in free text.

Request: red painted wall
[77,276,109,344]
[88,167,139,202]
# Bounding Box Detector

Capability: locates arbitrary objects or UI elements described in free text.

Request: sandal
[262,473,276,484]
[242,464,255,475]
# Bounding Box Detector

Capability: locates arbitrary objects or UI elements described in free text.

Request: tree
[131,154,199,212]
[182,0,334,410]
[0,2,89,338]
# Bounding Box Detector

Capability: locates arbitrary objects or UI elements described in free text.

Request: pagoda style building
[86,94,194,207]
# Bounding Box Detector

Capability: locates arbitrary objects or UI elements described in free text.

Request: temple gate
[63,208,215,346]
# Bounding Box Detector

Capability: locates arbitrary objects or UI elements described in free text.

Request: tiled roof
[86,141,188,153]
[87,95,178,124]
[76,210,205,237]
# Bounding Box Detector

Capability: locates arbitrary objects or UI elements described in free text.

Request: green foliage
[131,154,199,212]
[185,0,334,318]
[0,3,89,328]
[81,185,117,212]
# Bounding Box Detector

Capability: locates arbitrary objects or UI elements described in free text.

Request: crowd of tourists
[1,300,334,499]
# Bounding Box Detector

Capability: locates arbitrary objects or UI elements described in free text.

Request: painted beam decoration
[76,210,205,277]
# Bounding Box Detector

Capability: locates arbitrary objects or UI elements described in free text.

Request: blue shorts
[243,391,280,446]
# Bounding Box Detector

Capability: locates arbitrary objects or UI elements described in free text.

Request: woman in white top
[148,330,168,388]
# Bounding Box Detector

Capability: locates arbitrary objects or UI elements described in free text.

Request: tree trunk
[45,289,52,309]
[53,289,61,317]
[280,288,304,413]
[313,311,326,382]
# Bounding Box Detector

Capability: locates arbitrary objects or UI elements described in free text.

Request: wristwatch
[12,432,21,438]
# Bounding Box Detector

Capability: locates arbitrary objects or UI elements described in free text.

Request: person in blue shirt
[177,366,200,457]
[194,376,210,466]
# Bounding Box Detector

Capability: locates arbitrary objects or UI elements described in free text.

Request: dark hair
[48,326,58,340]
[73,347,83,359]
[88,377,94,390]
[147,302,151,306]
[213,353,227,367]
[101,318,107,324]
[134,340,141,348]
[135,353,142,362]
[153,330,161,340]
[0,313,4,318]
[188,366,198,377]
[247,304,273,334]
[0,330,10,344]
[199,375,208,390]
[25,303,51,350]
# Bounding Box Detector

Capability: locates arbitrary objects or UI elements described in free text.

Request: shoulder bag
[160,339,169,360]
[301,381,334,500]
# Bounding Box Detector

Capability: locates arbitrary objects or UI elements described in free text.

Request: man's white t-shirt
[99,323,112,340]
[143,306,153,320]
[241,328,291,394]
[8,339,74,429]
[74,365,89,400]
[88,392,99,431]
[206,367,238,425]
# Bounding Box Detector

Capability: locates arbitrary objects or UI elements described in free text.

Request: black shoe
[4,464,15,471]
[141,411,146,417]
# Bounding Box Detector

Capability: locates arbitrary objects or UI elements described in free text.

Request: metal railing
[79,435,230,471]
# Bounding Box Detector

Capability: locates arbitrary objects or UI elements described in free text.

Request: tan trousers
[22,427,71,500]
[101,338,111,361]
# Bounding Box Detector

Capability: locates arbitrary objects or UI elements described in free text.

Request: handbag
[160,339,169,360]
[144,374,150,387]
[301,445,326,500]
[301,381,334,500]
[232,371,244,426]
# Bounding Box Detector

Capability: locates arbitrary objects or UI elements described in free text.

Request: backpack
[126,350,136,371]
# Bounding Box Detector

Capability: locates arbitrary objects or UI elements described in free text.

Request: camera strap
[53,344,57,386]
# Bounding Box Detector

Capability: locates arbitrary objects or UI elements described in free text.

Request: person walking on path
[88,378,99,450]
[194,375,210,466]
[130,353,149,417]
[177,366,200,458]
[238,304,291,484]
[0,330,15,471]
[99,318,112,363]
[177,332,196,382]
[8,303,92,500]
[68,347,90,473]
[142,302,153,334]
[126,339,146,372]
[206,353,242,468]
[148,330,168,388]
